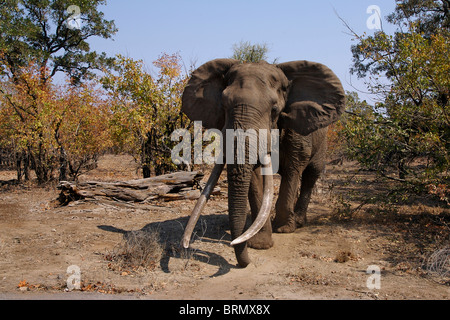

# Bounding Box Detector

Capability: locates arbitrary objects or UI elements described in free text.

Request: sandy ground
[0,154,448,301]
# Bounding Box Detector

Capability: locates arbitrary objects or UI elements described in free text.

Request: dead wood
[56,171,220,206]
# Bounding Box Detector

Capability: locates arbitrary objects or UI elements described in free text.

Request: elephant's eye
[271,105,279,117]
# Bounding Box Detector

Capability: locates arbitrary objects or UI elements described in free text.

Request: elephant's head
[181,59,345,267]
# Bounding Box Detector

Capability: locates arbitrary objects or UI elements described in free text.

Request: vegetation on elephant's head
[341,1,450,204]
[101,53,191,177]
[230,41,278,63]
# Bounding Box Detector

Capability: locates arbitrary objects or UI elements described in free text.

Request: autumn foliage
[0,52,190,183]
[0,0,117,183]
[0,60,112,182]
[101,53,191,177]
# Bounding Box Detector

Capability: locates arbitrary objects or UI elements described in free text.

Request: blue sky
[89,0,398,103]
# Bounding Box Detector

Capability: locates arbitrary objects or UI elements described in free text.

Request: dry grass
[426,247,450,279]
[105,229,164,273]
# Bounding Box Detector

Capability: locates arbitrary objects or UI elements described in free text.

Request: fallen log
[56,171,220,205]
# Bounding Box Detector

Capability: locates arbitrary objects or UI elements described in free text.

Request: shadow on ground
[98,214,235,277]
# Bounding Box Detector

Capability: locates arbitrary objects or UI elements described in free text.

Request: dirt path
[0,155,448,300]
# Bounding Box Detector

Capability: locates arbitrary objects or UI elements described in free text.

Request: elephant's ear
[277,60,346,135]
[182,59,239,129]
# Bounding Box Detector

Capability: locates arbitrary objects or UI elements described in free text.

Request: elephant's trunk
[227,162,253,267]
[226,110,274,267]
[231,155,273,247]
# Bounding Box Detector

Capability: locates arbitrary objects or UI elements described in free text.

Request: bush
[105,229,164,273]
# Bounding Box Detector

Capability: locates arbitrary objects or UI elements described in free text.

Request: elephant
[180,59,346,268]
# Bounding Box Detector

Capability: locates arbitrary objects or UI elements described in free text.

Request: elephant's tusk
[230,155,274,247]
[182,162,225,248]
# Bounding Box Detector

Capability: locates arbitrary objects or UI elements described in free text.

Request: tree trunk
[58,147,68,182]
[56,171,219,205]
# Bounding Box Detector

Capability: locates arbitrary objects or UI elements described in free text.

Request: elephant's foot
[273,222,296,233]
[295,212,307,228]
[273,213,296,233]
[273,213,307,233]
[247,232,274,250]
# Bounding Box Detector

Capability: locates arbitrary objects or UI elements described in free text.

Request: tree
[0,0,117,84]
[101,53,190,177]
[0,0,116,183]
[55,83,113,181]
[230,41,276,63]
[343,1,449,201]
[386,0,450,35]
[0,62,112,182]
[326,92,374,162]
[0,61,57,182]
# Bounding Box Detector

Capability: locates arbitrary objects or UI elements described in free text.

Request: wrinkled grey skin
[182,59,346,267]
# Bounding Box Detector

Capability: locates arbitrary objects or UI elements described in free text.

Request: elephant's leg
[293,163,323,227]
[247,166,274,249]
[272,169,302,233]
